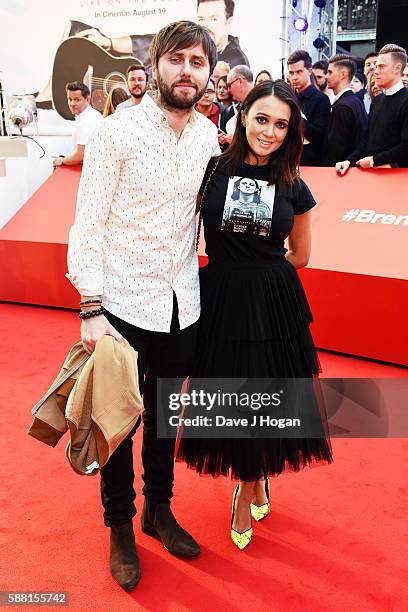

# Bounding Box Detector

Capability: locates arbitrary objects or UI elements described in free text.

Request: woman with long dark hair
[177,80,333,550]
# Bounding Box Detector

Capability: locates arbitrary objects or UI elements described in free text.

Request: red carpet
[1,303,408,612]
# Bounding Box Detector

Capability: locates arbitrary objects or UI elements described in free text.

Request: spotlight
[314,0,327,7]
[312,36,326,50]
[8,95,37,131]
[293,17,309,32]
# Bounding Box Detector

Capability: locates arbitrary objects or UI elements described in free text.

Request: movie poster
[0,0,281,127]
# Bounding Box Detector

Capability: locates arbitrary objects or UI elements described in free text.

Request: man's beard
[317,79,327,92]
[131,86,147,99]
[156,72,206,110]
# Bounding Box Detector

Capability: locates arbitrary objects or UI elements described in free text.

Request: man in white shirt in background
[67,21,219,590]
[52,81,102,167]
[116,64,148,112]
[219,64,253,146]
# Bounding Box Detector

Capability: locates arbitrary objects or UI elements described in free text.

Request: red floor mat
[1,304,407,612]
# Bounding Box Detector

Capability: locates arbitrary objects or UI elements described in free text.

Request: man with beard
[116,64,148,111]
[67,21,219,590]
[312,60,334,102]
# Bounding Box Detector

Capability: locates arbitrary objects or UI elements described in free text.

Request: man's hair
[230,64,254,83]
[287,49,312,69]
[126,63,147,78]
[150,20,217,74]
[197,0,235,19]
[364,51,378,62]
[328,54,357,81]
[378,44,407,72]
[65,81,90,97]
[312,60,328,73]
[214,60,231,73]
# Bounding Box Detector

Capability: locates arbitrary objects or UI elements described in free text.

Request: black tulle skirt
[176,257,333,481]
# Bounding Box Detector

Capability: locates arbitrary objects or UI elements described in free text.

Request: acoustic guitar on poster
[51,37,142,120]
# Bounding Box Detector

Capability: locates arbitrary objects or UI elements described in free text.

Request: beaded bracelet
[80,299,102,306]
[79,306,107,320]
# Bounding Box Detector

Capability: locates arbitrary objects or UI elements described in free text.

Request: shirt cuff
[372,153,387,167]
[65,271,104,296]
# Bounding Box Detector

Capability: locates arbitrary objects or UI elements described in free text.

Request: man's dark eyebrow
[168,51,206,60]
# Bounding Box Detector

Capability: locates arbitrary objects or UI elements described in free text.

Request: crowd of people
[53,41,408,172]
[49,14,408,593]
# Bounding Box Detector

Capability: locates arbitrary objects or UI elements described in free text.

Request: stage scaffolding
[280,0,339,76]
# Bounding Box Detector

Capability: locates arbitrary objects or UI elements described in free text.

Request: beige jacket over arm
[28,336,143,475]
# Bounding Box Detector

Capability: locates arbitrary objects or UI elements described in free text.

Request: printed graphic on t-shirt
[221,176,275,236]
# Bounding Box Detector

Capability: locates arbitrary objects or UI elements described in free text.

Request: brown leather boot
[109,521,141,590]
[141,500,200,557]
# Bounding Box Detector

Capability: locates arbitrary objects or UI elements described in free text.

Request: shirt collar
[141,91,198,129]
[384,81,404,96]
[332,87,352,105]
[75,104,92,121]
[209,102,220,117]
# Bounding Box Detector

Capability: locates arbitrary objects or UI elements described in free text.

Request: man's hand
[356,156,374,169]
[335,160,351,175]
[218,132,233,146]
[52,156,63,168]
[77,28,111,49]
[81,315,125,354]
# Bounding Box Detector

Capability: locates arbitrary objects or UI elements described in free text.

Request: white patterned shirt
[67,92,220,332]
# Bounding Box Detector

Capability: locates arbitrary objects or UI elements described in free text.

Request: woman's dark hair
[255,70,272,85]
[220,79,303,185]
[231,177,261,202]
[354,72,367,86]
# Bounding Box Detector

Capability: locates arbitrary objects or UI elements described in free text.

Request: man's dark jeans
[100,295,197,527]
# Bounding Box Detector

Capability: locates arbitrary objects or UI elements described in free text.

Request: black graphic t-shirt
[199,158,316,263]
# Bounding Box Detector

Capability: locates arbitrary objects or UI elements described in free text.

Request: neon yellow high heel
[250,478,270,522]
[231,485,253,550]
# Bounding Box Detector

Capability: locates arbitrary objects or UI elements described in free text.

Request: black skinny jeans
[100,294,197,527]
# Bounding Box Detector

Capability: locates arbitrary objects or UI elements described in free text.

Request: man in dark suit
[287,50,331,166]
[337,44,408,174]
[323,54,368,167]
